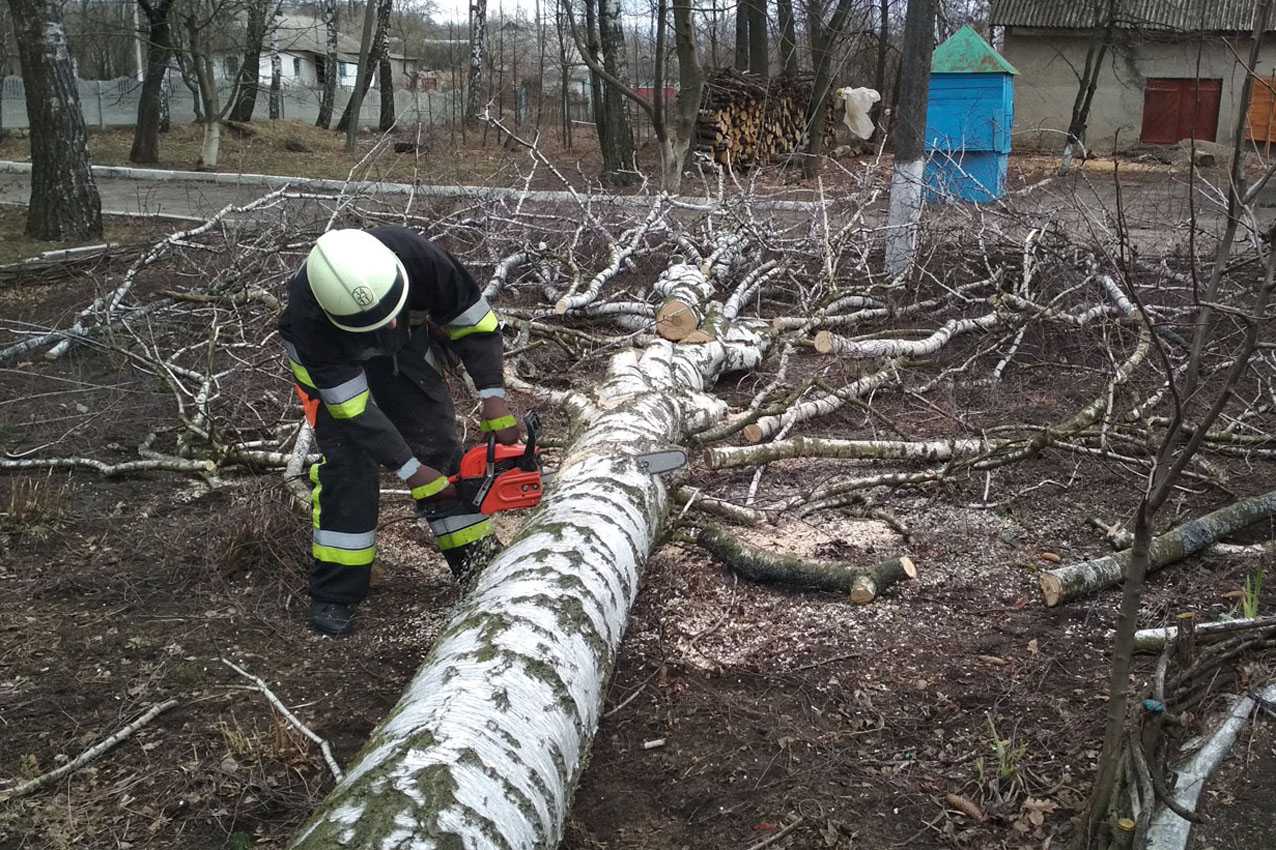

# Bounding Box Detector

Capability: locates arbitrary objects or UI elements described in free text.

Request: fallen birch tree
[291,321,768,847]
[1039,488,1276,606]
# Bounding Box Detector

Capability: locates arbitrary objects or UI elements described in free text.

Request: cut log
[1132,615,1276,653]
[1039,489,1276,606]
[291,322,768,847]
[654,263,714,341]
[695,523,915,602]
[706,435,1002,469]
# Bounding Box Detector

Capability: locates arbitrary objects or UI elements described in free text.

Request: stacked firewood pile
[695,69,837,168]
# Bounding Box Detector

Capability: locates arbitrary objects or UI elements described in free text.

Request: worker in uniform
[278,226,520,636]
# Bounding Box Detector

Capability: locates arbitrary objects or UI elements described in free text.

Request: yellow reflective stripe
[310,462,323,529]
[289,359,315,388]
[435,518,493,551]
[313,542,376,566]
[326,389,370,420]
[410,476,450,500]
[446,310,499,341]
[479,414,517,433]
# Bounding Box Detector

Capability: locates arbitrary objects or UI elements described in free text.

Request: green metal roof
[931,25,1019,75]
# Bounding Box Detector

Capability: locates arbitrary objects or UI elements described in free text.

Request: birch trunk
[269,9,282,120]
[11,0,102,241]
[466,0,488,120]
[292,323,768,848]
[1039,489,1276,606]
[315,0,338,128]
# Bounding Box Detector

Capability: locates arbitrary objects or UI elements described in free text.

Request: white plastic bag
[836,86,882,140]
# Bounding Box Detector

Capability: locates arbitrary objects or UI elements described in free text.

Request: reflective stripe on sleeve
[479,415,518,433]
[396,458,422,481]
[446,297,499,340]
[477,387,506,399]
[410,476,451,501]
[314,529,377,550]
[283,341,316,387]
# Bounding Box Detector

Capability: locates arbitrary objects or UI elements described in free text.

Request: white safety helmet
[305,229,409,333]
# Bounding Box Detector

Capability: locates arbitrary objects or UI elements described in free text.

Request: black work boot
[442,535,502,586]
[310,601,355,636]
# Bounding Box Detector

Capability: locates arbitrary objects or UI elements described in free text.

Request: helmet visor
[326,263,408,333]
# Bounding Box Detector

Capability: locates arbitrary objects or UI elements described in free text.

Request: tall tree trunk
[884,0,935,276]
[291,290,769,850]
[873,0,888,129]
[733,0,748,70]
[158,67,170,132]
[316,0,338,128]
[777,0,799,76]
[584,0,607,152]
[129,0,175,164]
[746,0,767,78]
[1060,0,1117,175]
[268,6,282,120]
[338,0,380,144]
[466,0,487,120]
[598,0,635,183]
[228,0,268,122]
[378,55,395,130]
[801,0,855,179]
[10,0,102,241]
[659,0,704,194]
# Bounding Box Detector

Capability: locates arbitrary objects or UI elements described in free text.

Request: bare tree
[746,0,767,77]
[801,0,867,178]
[228,0,269,121]
[338,0,393,142]
[568,0,640,184]
[466,0,487,119]
[777,0,800,76]
[734,0,747,69]
[379,51,395,130]
[130,0,177,164]
[268,3,282,120]
[8,0,102,241]
[884,0,934,275]
[1060,0,1118,174]
[316,0,339,128]
[181,0,247,168]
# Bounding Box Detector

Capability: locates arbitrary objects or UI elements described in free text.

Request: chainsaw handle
[519,412,540,471]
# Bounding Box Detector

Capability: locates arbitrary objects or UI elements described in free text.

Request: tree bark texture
[706,436,1002,469]
[873,0,889,128]
[129,0,175,164]
[1059,0,1117,174]
[379,55,395,130]
[1039,489,1276,607]
[315,0,338,129]
[746,0,767,78]
[597,0,635,183]
[664,0,705,194]
[11,0,102,241]
[338,0,390,137]
[777,0,799,77]
[733,1,748,70]
[884,0,935,275]
[583,0,606,152]
[466,0,488,120]
[228,0,268,122]
[292,323,768,848]
[697,524,915,602]
[268,7,282,120]
[802,0,856,178]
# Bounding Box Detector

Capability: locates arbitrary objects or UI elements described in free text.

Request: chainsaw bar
[541,448,688,482]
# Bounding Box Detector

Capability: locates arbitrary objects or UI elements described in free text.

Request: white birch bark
[292,322,768,849]
[744,358,904,443]
[814,312,1001,358]
[1146,683,1276,850]
[884,157,925,277]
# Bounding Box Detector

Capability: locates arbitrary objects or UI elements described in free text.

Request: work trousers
[308,329,463,605]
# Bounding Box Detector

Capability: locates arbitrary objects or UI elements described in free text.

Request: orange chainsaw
[449,412,687,515]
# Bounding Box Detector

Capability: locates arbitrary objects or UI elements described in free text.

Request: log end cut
[1039,572,1063,607]
[741,423,764,444]
[813,330,836,354]
[850,574,877,604]
[656,299,700,341]
[900,555,917,580]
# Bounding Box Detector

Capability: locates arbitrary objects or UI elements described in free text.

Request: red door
[1140,78,1222,144]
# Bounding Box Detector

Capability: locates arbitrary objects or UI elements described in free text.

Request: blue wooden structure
[924,26,1018,204]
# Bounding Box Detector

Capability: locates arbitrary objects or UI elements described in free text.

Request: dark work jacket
[277,226,503,477]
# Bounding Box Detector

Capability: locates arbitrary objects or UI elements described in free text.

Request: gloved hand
[479,396,523,445]
[405,464,455,513]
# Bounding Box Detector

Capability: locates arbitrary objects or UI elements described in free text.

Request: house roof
[990,0,1264,33]
[932,25,1018,74]
[274,14,363,55]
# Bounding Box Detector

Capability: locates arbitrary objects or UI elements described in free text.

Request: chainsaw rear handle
[520,412,540,471]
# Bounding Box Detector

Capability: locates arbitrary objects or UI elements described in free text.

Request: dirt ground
[1,186,1274,850]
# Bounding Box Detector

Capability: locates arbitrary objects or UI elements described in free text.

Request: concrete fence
[0,75,468,131]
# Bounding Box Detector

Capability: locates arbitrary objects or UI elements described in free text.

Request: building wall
[1002,29,1276,152]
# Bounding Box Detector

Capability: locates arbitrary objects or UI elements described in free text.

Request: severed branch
[0,699,179,802]
[695,523,915,603]
[1132,616,1276,654]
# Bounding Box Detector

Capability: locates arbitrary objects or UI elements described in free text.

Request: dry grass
[0,119,586,186]
[0,207,169,266]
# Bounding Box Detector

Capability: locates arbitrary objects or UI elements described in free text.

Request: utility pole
[884,0,935,276]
